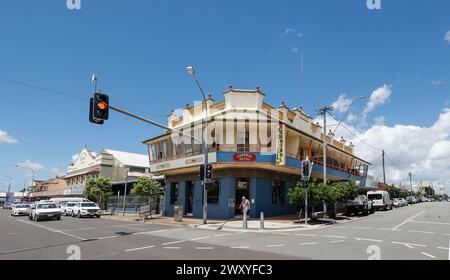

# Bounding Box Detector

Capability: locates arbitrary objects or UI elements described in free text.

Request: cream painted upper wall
[224,90,264,110]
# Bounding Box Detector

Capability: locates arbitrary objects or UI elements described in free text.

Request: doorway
[235,178,250,216]
[185,181,194,216]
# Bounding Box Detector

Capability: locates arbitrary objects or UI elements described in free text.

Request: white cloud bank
[0,129,18,144]
[363,85,392,117]
[16,159,45,171]
[445,31,450,44]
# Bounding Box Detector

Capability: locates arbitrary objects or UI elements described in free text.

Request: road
[1,202,450,260]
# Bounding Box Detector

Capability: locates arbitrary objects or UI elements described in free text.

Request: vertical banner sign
[276,124,286,166]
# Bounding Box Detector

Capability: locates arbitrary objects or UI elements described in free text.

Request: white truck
[367,190,392,211]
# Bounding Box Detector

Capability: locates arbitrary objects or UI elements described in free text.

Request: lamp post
[14,165,35,193]
[186,66,209,225]
[0,175,12,194]
[122,168,129,217]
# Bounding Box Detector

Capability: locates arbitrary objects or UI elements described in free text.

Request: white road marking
[333,226,347,229]
[437,247,449,250]
[190,236,211,241]
[17,220,87,241]
[421,252,437,259]
[392,211,425,230]
[96,236,117,240]
[196,247,214,250]
[125,245,155,252]
[352,227,372,230]
[408,230,435,234]
[163,247,180,249]
[392,241,426,248]
[410,220,450,226]
[266,244,285,248]
[378,228,402,231]
[354,237,383,243]
[295,233,317,237]
[215,233,231,237]
[7,232,15,235]
[161,240,186,246]
[231,246,250,249]
[271,232,290,235]
[300,242,318,246]
[330,240,346,244]
[322,235,347,239]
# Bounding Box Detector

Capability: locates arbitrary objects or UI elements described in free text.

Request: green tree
[387,185,400,199]
[131,177,163,218]
[85,176,112,210]
[287,181,308,221]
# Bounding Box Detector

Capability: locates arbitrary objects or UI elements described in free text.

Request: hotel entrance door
[235,178,250,216]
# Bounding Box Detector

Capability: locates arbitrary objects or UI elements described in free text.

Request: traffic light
[301,159,312,181]
[93,92,109,120]
[89,98,104,125]
[199,164,213,181]
[206,164,213,179]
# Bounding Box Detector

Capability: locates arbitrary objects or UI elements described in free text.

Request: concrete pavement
[1,202,450,260]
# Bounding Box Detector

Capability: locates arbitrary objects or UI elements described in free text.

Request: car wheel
[96,215,100,218]
[56,216,61,220]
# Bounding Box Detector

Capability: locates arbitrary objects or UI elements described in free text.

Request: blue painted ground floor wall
[164,177,297,219]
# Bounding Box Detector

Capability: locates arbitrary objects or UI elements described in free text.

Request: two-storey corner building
[143,86,370,219]
[63,147,152,197]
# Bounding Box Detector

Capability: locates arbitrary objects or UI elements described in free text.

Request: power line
[0,76,166,119]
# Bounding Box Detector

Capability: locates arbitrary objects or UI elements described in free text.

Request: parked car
[345,195,375,216]
[71,201,101,218]
[2,204,12,210]
[367,191,392,211]
[61,202,77,216]
[29,201,62,221]
[393,198,401,208]
[400,198,408,206]
[11,204,31,216]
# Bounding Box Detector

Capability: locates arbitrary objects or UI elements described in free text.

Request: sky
[0,0,449,193]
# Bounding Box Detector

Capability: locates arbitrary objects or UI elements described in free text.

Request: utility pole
[122,168,129,217]
[409,172,413,194]
[317,106,334,215]
[382,150,386,184]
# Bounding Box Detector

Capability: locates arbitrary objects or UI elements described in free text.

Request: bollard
[243,206,248,229]
[260,212,264,230]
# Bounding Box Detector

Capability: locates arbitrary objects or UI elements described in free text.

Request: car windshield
[17,205,30,208]
[81,203,97,207]
[37,204,57,209]
[67,203,76,206]
[368,194,382,200]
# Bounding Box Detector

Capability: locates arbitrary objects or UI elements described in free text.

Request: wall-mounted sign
[156,163,170,169]
[233,153,256,162]
[276,124,286,166]
[185,157,203,165]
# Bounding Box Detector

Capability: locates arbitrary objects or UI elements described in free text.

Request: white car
[61,202,78,216]
[393,198,401,208]
[72,202,101,218]
[29,202,62,221]
[11,204,31,216]
[367,191,392,211]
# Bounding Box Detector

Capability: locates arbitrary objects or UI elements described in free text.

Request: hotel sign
[276,124,286,166]
[233,153,256,162]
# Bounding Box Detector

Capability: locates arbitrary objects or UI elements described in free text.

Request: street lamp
[0,175,12,193]
[14,165,35,193]
[186,66,209,225]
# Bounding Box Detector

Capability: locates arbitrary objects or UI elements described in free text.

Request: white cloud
[0,129,18,144]
[332,94,353,114]
[292,47,299,53]
[445,31,450,44]
[363,85,392,117]
[281,28,296,37]
[16,160,45,171]
[347,108,450,188]
[431,79,446,86]
[373,116,386,126]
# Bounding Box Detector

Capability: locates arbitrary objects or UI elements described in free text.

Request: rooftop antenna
[300,51,305,98]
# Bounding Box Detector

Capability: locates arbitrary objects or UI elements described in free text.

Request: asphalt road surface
[1,202,449,260]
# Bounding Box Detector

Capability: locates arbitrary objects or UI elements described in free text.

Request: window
[170,183,179,205]
[272,180,285,205]
[207,180,220,204]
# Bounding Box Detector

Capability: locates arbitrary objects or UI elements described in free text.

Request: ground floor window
[207,180,220,204]
[272,180,285,205]
[170,182,179,205]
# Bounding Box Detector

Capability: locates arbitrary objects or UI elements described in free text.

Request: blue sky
[1,0,449,192]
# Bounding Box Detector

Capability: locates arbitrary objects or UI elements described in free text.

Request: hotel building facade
[143,86,370,219]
